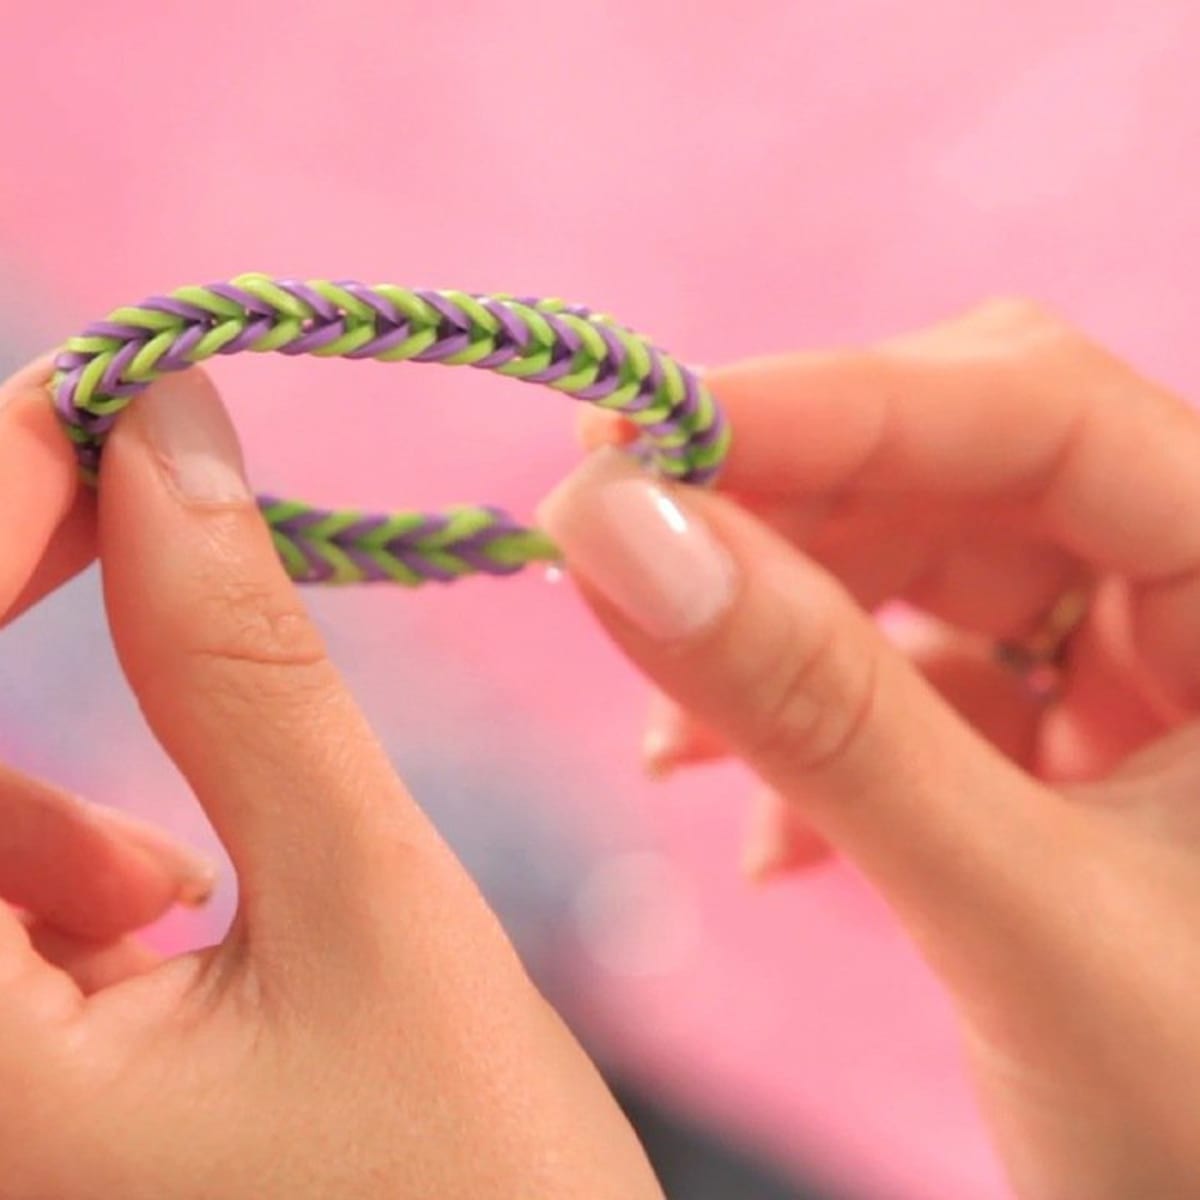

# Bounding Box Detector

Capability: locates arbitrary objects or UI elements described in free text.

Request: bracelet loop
[52,274,728,585]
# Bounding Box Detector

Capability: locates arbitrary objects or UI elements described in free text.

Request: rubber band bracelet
[51,274,728,586]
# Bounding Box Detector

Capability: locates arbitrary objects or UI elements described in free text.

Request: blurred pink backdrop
[3,3,1197,1197]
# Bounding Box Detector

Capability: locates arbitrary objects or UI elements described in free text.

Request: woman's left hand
[0,359,661,1200]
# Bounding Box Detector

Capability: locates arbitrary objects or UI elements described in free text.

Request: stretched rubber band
[52,274,728,586]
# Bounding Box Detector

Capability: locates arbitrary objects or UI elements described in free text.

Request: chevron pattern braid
[51,274,728,585]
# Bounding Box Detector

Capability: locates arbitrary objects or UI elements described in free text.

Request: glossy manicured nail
[538,448,736,641]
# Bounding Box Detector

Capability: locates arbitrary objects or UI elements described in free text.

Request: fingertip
[641,730,680,779]
[0,782,194,941]
[641,693,728,778]
[740,790,831,883]
[0,356,85,614]
[85,805,218,909]
[86,838,199,935]
[0,354,77,472]
[538,447,740,643]
[576,408,638,452]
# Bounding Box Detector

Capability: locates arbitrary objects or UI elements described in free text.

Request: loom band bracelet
[51,274,730,586]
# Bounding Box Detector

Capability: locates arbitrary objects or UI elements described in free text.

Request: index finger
[581,299,1200,708]
[0,358,101,1034]
[0,358,96,620]
[704,300,1200,584]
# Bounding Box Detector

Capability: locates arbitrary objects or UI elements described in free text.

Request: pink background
[3,3,1198,1196]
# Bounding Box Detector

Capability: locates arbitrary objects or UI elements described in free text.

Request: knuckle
[966,295,1089,357]
[740,603,881,774]
[879,296,1080,365]
[952,296,1102,383]
[968,294,1057,329]
[162,578,338,721]
[184,577,327,673]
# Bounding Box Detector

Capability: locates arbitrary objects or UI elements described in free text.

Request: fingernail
[137,374,250,503]
[741,815,790,883]
[642,725,681,779]
[642,694,683,778]
[86,804,218,907]
[642,694,729,778]
[538,448,737,640]
[740,791,829,883]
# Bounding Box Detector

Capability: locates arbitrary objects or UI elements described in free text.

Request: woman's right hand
[545,299,1200,1199]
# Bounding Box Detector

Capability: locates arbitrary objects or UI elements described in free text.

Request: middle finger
[0,762,213,940]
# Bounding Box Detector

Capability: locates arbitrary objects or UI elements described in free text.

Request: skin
[556,298,1200,1199]
[4,295,1198,1198]
[0,360,663,1199]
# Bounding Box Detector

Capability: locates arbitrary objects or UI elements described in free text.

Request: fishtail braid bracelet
[51,274,728,586]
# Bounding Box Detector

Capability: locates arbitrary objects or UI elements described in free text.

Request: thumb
[539,450,1070,946]
[96,368,455,944]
